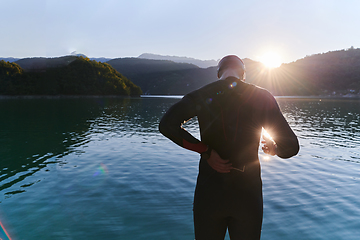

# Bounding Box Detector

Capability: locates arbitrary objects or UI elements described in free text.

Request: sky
[1,0,359,64]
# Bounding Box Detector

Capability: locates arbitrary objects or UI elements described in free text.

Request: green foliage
[0,57,142,96]
[0,60,24,94]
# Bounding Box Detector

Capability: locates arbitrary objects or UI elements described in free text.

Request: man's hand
[206,149,232,173]
[261,135,277,156]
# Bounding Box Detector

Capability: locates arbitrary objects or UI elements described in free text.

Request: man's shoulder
[243,83,279,110]
[184,79,275,104]
[184,80,225,99]
[243,82,274,99]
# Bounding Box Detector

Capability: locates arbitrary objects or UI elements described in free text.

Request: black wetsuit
[159,77,299,240]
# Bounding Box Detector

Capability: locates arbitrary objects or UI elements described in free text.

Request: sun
[259,52,282,68]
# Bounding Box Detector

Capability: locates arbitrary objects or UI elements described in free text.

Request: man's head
[217,55,245,81]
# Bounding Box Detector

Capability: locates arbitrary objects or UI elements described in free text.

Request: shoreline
[142,94,360,100]
[0,94,359,100]
[0,95,139,99]
[275,95,360,99]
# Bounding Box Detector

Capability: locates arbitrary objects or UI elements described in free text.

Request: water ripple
[1,97,360,239]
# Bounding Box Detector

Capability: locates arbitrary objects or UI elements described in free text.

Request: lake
[0,96,359,240]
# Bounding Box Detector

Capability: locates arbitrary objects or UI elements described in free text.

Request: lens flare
[0,221,12,240]
[93,163,108,177]
[229,82,237,89]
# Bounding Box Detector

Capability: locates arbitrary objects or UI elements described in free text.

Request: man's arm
[159,96,232,173]
[159,96,207,154]
[262,95,299,159]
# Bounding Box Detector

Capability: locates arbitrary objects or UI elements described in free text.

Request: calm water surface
[0,96,359,240]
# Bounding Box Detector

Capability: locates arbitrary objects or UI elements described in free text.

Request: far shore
[1,94,360,100]
[0,95,140,99]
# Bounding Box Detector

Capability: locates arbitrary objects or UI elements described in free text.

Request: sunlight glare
[262,128,274,141]
[259,52,282,68]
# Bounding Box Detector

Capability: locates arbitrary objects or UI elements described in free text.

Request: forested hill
[0,57,142,96]
[276,48,360,96]
[243,48,360,96]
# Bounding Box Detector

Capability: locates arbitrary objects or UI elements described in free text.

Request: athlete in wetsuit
[159,55,299,240]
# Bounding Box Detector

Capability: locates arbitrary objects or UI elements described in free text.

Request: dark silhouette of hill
[244,48,360,96]
[276,48,360,95]
[107,57,199,75]
[138,53,218,68]
[107,57,214,95]
[90,57,112,62]
[240,58,316,96]
[129,67,218,95]
[1,57,142,96]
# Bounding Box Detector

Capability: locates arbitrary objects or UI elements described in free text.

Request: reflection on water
[1,98,94,195]
[0,97,180,197]
[0,97,359,240]
[277,98,360,163]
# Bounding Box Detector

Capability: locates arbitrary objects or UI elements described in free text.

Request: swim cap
[217,55,245,78]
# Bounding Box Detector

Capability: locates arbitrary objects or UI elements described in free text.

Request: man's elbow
[286,143,300,159]
[159,119,166,135]
[278,138,300,159]
[158,118,170,137]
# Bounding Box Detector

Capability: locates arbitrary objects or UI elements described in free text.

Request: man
[159,55,299,240]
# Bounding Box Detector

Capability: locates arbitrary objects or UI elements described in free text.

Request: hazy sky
[1,0,359,63]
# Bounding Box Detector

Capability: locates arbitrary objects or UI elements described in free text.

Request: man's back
[161,76,299,171]
[186,77,265,167]
[159,55,299,240]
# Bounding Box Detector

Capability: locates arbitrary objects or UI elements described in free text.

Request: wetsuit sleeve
[159,96,208,154]
[262,95,299,159]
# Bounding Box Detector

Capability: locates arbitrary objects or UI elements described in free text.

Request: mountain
[120,66,218,95]
[0,57,20,63]
[107,57,199,75]
[90,57,112,63]
[107,57,206,94]
[138,53,218,68]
